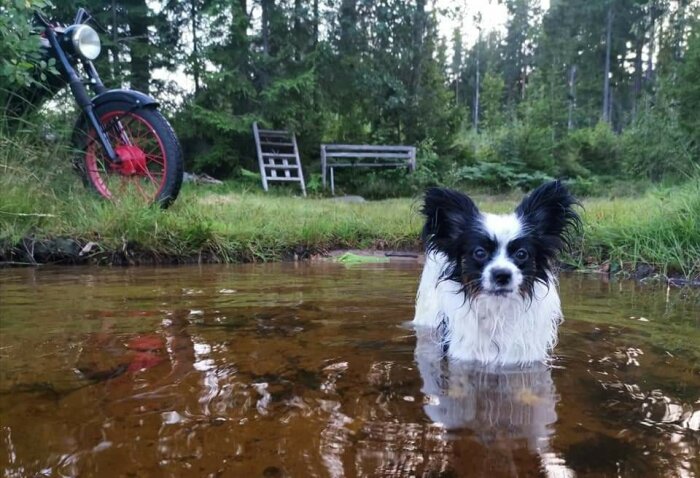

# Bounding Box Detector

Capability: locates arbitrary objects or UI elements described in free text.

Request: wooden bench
[320,144,416,195]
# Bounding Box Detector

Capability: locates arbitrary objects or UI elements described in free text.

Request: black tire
[74,101,184,208]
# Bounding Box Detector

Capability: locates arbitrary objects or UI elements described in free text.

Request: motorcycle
[12,8,184,208]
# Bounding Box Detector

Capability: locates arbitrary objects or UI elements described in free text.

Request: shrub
[495,122,556,174]
[443,123,557,191]
[620,101,697,181]
[449,126,479,167]
[675,20,700,149]
[410,138,443,190]
[0,1,52,90]
[558,123,620,176]
[449,162,553,192]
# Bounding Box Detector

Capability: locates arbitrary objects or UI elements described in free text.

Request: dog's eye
[472,247,488,261]
[515,248,529,261]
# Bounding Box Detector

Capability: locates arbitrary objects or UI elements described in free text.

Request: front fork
[45,28,122,164]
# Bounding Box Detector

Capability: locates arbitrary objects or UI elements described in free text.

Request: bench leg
[330,167,335,196]
[321,148,327,190]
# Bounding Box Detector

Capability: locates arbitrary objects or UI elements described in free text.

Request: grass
[581,185,700,278]
[1,131,699,278]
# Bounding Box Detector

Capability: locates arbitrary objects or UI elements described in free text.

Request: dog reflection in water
[414,327,570,475]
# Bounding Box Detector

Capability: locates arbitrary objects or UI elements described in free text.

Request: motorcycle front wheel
[75,102,184,208]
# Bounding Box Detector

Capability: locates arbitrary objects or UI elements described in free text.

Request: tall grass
[581,181,700,277]
[1,131,698,277]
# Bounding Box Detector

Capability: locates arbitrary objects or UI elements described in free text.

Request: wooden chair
[253,123,306,196]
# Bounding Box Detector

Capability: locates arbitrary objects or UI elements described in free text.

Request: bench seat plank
[324,144,414,152]
[326,162,409,168]
[324,152,413,159]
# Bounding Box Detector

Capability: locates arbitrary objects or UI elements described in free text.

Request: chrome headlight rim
[71,25,101,61]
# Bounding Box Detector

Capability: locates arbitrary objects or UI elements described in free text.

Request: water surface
[1,263,698,477]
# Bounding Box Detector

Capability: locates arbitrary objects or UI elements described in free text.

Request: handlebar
[34,8,92,29]
[33,10,51,28]
[73,8,89,25]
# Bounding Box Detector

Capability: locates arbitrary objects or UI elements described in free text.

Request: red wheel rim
[85,110,168,202]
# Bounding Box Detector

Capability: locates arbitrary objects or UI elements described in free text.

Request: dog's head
[421,181,581,300]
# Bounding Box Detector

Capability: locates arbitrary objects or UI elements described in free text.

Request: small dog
[414,180,581,366]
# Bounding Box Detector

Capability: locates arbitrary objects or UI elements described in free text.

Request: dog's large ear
[515,180,582,251]
[421,187,479,255]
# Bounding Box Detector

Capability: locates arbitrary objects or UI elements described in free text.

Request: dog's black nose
[492,268,512,286]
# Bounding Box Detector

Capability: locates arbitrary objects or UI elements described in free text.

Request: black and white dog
[414,180,581,366]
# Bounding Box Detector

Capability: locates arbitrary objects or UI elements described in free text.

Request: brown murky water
[1,263,698,477]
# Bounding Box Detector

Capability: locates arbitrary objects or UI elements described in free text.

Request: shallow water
[0,263,698,477]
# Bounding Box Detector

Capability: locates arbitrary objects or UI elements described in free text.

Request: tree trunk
[632,38,643,122]
[473,30,481,132]
[259,0,272,89]
[567,64,576,130]
[520,35,526,102]
[673,0,686,61]
[294,0,302,61]
[608,86,614,128]
[646,8,656,82]
[339,0,357,55]
[191,0,200,95]
[261,0,271,56]
[109,0,120,84]
[602,4,613,123]
[313,0,319,47]
[407,0,426,141]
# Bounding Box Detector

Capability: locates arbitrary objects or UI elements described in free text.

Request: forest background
[2,0,699,197]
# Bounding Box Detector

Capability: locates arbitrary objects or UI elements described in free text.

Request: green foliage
[675,18,700,149]
[305,173,324,195]
[444,121,557,191]
[481,71,505,130]
[496,122,556,172]
[451,162,553,192]
[620,98,696,181]
[2,0,699,199]
[410,139,443,190]
[0,0,52,90]
[558,123,619,176]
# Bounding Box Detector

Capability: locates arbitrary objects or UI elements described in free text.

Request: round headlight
[71,25,101,60]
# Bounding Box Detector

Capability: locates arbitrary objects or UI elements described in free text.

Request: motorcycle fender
[71,89,158,150]
[91,89,159,110]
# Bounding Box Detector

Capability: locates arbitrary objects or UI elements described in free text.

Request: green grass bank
[1,133,698,279]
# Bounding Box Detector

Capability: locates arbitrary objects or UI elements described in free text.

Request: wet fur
[414,180,581,366]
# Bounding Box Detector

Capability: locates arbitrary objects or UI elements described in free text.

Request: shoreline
[2,236,698,286]
[2,177,698,283]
